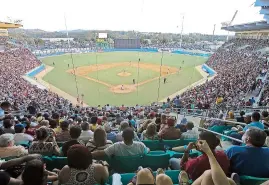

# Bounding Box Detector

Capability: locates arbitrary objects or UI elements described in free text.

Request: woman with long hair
[141,123,159,140]
[86,128,112,152]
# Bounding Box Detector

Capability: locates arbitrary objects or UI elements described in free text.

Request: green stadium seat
[142,139,197,151]
[209,125,233,134]
[240,175,269,185]
[110,155,144,173]
[57,142,65,147]
[43,156,67,171]
[143,153,170,170]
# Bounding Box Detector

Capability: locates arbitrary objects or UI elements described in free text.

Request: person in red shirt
[169,131,230,181]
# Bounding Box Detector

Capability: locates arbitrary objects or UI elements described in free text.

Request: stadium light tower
[179,14,185,48]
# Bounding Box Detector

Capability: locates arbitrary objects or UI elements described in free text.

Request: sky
[0,0,264,35]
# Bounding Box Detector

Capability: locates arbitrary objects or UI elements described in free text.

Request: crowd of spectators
[179,38,269,109]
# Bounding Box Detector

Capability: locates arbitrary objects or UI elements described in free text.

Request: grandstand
[2,1,269,184]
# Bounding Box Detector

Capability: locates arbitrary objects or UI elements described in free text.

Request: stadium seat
[110,155,144,173]
[142,139,197,151]
[208,125,232,134]
[43,156,67,171]
[240,175,269,185]
[142,153,170,171]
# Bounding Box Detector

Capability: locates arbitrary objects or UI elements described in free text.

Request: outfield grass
[41,52,207,106]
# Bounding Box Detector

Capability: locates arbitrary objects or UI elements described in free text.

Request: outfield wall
[26,64,46,77]
[202,64,216,76]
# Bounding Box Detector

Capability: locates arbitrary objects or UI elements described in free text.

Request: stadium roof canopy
[222,0,269,32]
[0,22,22,29]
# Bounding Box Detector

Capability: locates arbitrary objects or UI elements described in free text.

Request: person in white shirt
[14,124,34,145]
[92,128,149,158]
[79,122,93,144]
[181,122,199,139]
[105,104,111,112]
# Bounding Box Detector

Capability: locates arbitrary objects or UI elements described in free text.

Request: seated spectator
[169,131,229,181]
[29,126,61,156]
[180,140,236,185]
[127,115,136,128]
[208,113,224,127]
[22,159,58,185]
[86,127,112,152]
[56,121,71,142]
[58,145,109,185]
[104,123,117,143]
[159,114,167,131]
[138,119,152,134]
[262,111,269,127]
[2,119,15,134]
[0,102,11,127]
[226,111,236,122]
[39,120,50,127]
[92,128,149,158]
[181,121,198,139]
[14,123,34,145]
[158,118,181,140]
[141,123,159,140]
[155,117,161,132]
[90,116,98,132]
[79,122,93,144]
[243,111,264,132]
[0,133,28,158]
[236,111,245,123]
[62,126,83,156]
[116,121,140,142]
[226,128,269,177]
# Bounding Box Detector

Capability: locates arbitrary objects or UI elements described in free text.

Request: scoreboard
[114,39,141,49]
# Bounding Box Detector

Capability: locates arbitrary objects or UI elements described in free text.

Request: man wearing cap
[14,124,34,145]
[104,123,117,143]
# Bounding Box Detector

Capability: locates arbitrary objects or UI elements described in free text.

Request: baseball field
[40,52,207,106]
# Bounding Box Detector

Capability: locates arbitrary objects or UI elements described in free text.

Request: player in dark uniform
[68,64,70,67]
[53,62,55,66]
[164,77,167,84]
[133,79,135,84]
[182,60,184,64]
[139,58,141,62]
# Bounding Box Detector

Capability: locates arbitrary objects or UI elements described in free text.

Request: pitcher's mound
[110,84,136,94]
[118,72,131,77]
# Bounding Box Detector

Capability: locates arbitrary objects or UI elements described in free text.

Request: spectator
[86,127,113,152]
[169,131,229,181]
[104,123,117,143]
[0,133,28,158]
[14,123,34,145]
[62,126,83,156]
[181,121,198,139]
[79,122,93,144]
[22,159,58,185]
[92,128,149,158]
[226,128,269,177]
[236,111,245,123]
[29,126,61,156]
[0,102,11,127]
[90,116,98,132]
[243,111,264,132]
[2,119,15,134]
[116,121,140,142]
[141,123,159,140]
[127,115,136,128]
[158,118,181,140]
[56,121,71,142]
[58,145,109,185]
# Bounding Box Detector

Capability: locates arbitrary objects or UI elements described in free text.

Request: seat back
[110,155,144,173]
[240,175,269,185]
[43,156,67,171]
[142,139,197,151]
[143,153,170,171]
[142,140,164,151]
[163,139,197,148]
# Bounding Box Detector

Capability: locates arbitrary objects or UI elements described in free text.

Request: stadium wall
[26,64,46,77]
[202,64,216,76]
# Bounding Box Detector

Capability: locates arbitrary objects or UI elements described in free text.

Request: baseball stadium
[2,0,269,185]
